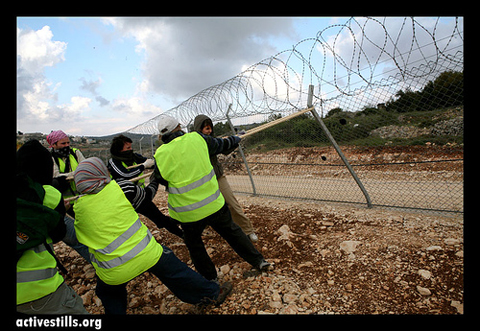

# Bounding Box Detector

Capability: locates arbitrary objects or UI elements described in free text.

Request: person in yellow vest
[47,130,85,205]
[194,114,259,242]
[153,115,271,281]
[16,139,87,314]
[47,130,90,261]
[73,157,231,314]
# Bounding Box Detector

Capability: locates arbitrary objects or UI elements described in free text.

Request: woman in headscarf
[47,130,86,215]
[73,157,231,314]
[47,130,86,182]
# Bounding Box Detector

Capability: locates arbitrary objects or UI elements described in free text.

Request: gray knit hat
[74,157,111,194]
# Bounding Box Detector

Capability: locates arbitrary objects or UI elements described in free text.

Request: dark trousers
[95,246,219,314]
[181,203,265,280]
[136,200,184,238]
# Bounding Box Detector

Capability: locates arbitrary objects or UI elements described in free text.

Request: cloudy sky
[16,17,331,136]
[16,17,463,136]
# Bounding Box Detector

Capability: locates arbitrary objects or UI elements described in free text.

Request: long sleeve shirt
[107,153,147,181]
[115,178,158,210]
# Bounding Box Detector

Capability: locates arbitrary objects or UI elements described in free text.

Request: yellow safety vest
[16,185,64,305]
[73,181,162,285]
[154,132,225,223]
[55,148,80,198]
[121,161,145,188]
[56,148,79,173]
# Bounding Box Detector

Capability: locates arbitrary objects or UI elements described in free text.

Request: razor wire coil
[123,17,463,214]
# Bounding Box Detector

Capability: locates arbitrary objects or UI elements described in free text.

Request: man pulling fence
[153,115,272,281]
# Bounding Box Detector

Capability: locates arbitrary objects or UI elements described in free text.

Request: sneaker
[258,260,272,271]
[248,233,259,242]
[215,282,233,305]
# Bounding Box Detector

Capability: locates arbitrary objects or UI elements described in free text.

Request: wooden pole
[129,172,152,182]
[64,172,152,202]
[126,164,142,169]
[239,107,314,138]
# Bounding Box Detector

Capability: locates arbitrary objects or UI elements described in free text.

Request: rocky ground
[54,191,463,315]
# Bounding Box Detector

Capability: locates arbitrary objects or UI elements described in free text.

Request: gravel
[54,191,463,315]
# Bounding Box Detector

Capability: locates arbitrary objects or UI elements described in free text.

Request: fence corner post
[226,104,257,196]
[307,85,373,208]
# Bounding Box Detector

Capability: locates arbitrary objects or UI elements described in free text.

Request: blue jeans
[95,246,220,314]
[62,215,91,263]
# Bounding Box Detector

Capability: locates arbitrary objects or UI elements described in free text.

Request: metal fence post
[307,86,372,208]
[226,104,257,196]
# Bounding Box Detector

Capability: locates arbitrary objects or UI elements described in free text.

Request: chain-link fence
[216,50,463,214]
[219,120,463,214]
[126,17,464,215]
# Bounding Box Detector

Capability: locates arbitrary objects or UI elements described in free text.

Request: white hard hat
[157,115,180,135]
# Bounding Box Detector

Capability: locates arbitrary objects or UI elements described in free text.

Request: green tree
[326,107,343,118]
[386,70,463,113]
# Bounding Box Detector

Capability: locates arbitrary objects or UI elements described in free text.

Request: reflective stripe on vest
[166,168,221,213]
[17,243,57,283]
[168,188,221,213]
[89,219,152,269]
[17,267,58,283]
[74,181,162,285]
[167,168,215,194]
[155,132,225,223]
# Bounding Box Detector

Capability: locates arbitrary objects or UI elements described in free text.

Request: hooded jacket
[193,114,237,179]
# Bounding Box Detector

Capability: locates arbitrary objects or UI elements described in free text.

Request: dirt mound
[54,192,463,315]
[221,145,463,177]
[240,144,463,165]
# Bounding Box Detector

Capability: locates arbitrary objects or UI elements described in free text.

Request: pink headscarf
[46,130,68,147]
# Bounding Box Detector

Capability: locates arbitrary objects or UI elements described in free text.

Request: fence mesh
[126,17,464,214]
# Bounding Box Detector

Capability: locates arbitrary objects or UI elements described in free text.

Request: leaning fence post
[307,86,372,208]
[226,104,257,196]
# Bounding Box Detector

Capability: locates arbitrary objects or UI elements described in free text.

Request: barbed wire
[126,17,463,135]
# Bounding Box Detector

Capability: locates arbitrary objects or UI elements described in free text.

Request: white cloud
[112,96,161,117]
[17,26,67,123]
[104,17,296,102]
[17,26,67,73]
[17,26,96,133]
[59,96,92,119]
[239,57,304,111]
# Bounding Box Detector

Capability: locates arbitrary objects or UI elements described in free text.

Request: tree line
[384,70,463,113]
[211,70,463,150]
